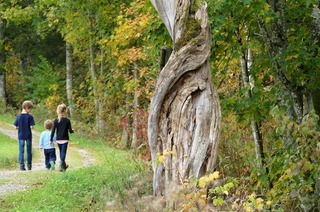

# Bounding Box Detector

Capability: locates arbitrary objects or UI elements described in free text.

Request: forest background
[0,0,320,211]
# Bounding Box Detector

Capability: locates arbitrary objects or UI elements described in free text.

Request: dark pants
[58,142,68,168]
[44,148,56,169]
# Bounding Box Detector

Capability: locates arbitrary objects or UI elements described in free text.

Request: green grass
[0,113,153,211]
[0,132,41,171]
[1,146,150,211]
[0,113,16,124]
[0,111,43,132]
[0,134,17,169]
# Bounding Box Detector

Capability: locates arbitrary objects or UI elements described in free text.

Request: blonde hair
[57,104,67,122]
[22,100,33,109]
[44,119,53,130]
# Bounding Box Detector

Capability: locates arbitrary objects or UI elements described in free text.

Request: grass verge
[1,145,151,211]
[0,134,17,169]
[0,112,152,211]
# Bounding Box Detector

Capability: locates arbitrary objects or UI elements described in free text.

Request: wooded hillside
[0,0,319,210]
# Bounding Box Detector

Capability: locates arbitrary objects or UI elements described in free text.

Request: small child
[39,119,57,170]
[13,100,35,171]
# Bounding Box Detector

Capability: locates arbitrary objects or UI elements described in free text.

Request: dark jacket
[50,117,74,141]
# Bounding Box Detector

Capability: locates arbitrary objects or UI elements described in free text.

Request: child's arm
[13,118,18,129]
[39,133,44,149]
[69,120,74,133]
[50,135,57,146]
[50,120,56,142]
[30,116,35,130]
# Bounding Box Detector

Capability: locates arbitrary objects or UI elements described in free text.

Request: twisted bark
[149,0,221,196]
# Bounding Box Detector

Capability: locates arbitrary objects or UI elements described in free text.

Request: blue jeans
[18,139,32,167]
[58,142,68,165]
[44,148,56,169]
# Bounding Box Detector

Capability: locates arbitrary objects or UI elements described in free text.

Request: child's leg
[44,149,50,169]
[58,143,68,170]
[59,143,68,162]
[18,140,25,170]
[49,148,56,170]
[26,139,32,170]
[49,148,56,161]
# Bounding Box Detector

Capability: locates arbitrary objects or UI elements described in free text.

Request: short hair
[22,100,33,109]
[44,119,53,130]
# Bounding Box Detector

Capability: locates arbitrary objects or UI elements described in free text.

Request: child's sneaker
[27,164,32,170]
[49,161,55,170]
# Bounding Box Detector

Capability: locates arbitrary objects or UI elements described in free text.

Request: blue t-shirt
[13,113,35,140]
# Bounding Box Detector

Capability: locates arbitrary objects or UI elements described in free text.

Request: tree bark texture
[149,0,222,196]
[66,42,73,118]
[89,44,102,132]
[131,66,140,148]
[0,22,7,105]
[98,50,105,132]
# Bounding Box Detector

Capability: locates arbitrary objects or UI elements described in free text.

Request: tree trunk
[89,44,100,130]
[0,22,7,105]
[98,50,105,131]
[239,48,265,169]
[149,0,222,196]
[122,90,131,148]
[122,68,132,148]
[131,66,140,148]
[66,42,73,118]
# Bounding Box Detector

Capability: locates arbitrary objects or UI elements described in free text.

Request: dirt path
[0,124,96,197]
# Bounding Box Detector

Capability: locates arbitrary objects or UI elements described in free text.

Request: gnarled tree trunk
[148,0,222,196]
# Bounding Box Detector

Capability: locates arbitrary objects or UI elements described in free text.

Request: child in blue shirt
[13,100,35,171]
[39,120,57,170]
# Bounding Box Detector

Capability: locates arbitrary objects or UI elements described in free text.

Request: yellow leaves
[255,198,264,210]
[156,150,176,164]
[198,171,220,188]
[163,150,176,156]
[109,11,151,67]
[181,202,193,211]
[197,198,206,207]
[108,0,153,68]
[110,12,151,48]
[117,47,146,67]
[180,188,208,211]
[209,171,220,181]
[158,154,164,163]
[244,193,265,212]
[198,177,207,188]
[213,197,224,206]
